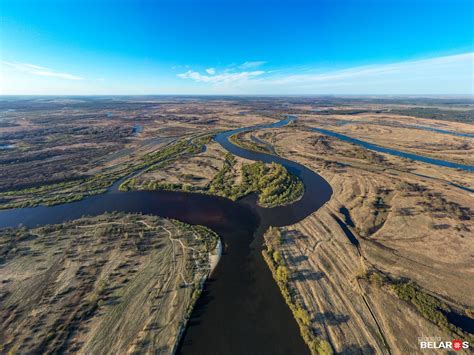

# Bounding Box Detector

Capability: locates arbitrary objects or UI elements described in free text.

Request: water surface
[0,116,332,355]
[336,120,474,138]
[312,127,474,172]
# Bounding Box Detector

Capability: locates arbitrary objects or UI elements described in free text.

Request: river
[1,115,472,352]
[312,127,474,172]
[0,116,333,355]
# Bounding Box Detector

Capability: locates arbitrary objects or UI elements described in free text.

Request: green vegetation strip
[0,134,213,209]
[124,150,304,208]
[0,130,302,210]
[2,129,302,209]
[363,270,474,343]
[210,153,304,207]
[262,227,333,355]
[119,134,211,191]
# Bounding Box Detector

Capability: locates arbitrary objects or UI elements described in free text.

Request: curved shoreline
[172,235,222,355]
[337,120,474,138]
[208,237,222,275]
[311,127,474,172]
[0,116,332,355]
[6,114,467,353]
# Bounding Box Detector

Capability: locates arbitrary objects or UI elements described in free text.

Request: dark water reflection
[446,312,474,334]
[0,117,332,355]
[176,117,332,354]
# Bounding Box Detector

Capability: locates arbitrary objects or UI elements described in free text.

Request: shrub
[276,265,290,284]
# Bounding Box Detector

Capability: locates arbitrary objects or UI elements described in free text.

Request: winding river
[312,127,474,172]
[1,115,473,352]
[2,112,474,354]
[0,116,333,355]
[337,120,474,139]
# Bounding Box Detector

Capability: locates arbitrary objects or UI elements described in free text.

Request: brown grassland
[0,212,218,354]
[249,113,473,353]
[0,97,473,354]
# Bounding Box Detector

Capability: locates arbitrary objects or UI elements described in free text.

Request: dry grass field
[129,140,253,190]
[0,97,274,209]
[252,117,474,353]
[302,113,474,166]
[0,213,218,354]
[1,97,473,354]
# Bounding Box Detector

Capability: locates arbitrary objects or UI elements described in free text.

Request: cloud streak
[238,61,266,69]
[266,53,473,86]
[177,60,268,85]
[178,69,265,84]
[3,53,471,94]
[2,61,84,80]
[177,53,473,94]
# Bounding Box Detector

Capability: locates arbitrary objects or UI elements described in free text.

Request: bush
[276,265,290,284]
[273,250,283,265]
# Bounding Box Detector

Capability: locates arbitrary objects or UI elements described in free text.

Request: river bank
[0,213,213,354]
[209,237,222,274]
[248,119,474,353]
[0,117,332,355]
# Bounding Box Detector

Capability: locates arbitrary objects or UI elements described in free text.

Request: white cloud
[178,62,267,85]
[177,53,472,95]
[266,53,474,87]
[177,69,265,84]
[239,61,266,69]
[1,61,84,80]
[2,53,471,95]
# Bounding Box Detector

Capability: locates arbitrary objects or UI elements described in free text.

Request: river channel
[0,117,333,354]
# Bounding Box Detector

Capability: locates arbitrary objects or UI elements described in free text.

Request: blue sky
[1,0,473,95]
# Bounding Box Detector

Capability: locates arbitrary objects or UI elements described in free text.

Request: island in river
[1,96,473,354]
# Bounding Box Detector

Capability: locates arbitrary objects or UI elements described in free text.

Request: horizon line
[1,94,473,98]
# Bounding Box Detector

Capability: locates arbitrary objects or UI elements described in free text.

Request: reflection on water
[179,116,332,354]
[446,312,474,334]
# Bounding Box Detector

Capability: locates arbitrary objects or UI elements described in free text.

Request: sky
[0,0,473,95]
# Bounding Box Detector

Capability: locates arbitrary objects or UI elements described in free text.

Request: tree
[273,250,283,265]
[276,265,290,284]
